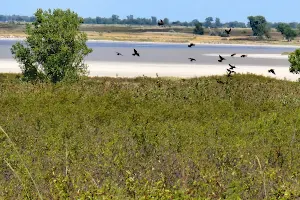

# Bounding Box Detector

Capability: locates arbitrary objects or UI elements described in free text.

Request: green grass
[1,73,300,199]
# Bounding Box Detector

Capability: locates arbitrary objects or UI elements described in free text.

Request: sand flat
[0,59,297,81]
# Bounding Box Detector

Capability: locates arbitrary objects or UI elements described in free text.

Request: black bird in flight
[227,69,235,77]
[225,28,232,35]
[188,58,196,62]
[218,55,226,62]
[231,53,236,57]
[116,52,123,56]
[229,64,236,70]
[188,43,195,47]
[158,19,164,26]
[268,69,276,75]
[132,49,140,56]
[241,54,247,58]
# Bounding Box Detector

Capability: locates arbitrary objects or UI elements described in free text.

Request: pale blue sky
[1,0,299,23]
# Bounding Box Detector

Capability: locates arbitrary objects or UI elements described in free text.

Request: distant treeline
[0,14,299,28]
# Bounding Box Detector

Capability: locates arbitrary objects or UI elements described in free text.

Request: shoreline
[0,60,297,82]
[1,37,300,48]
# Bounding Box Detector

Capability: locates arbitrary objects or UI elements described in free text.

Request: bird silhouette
[132,49,140,56]
[268,69,276,75]
[158,19,164,26]
[231,53,236,57]
[188,43,195,47]
[225,28,232,34]
[229,64,236,70]
[218,55,226,62]
[188,58,196,62]
[227,69,235,77]
[241,54,247,58]
[116,52,123,56]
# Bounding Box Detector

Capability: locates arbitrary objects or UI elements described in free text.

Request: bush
[11,8,93,83]
[219,31,229,37]
[289,49,300,74]
[193,22,204,35]
[276,23,298,41]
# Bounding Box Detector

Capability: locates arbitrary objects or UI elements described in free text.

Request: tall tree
[111,14,119,24]
[204,17,213,28]
[163,18,169,25]
[215,17,222,28]
[10,8,93,83]
[247,16,270,38]
[151,16,157,25]
[191,19,200,26]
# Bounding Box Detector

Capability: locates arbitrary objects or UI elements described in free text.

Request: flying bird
[225,28,232,34]
[158,19,164,26]
[116,52,123,56]
[132,49,140,56]
[188,58,196,62]
[227,69,235,77]
[229,64,236,70]
[268,69,276,75]
[218,55,226,62]
[241,54,247,58]
[188,43,195,47]
[231,53,236,57]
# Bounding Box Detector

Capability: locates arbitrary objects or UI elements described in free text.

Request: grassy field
[1,23,300,45]
[1,73,300,199]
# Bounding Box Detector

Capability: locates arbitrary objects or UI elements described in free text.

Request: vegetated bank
[0,23,294,45]
[1,73,300,199]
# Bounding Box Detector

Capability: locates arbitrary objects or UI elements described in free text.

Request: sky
[1,0,299,23]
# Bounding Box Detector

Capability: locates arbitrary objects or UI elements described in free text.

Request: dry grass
[1,24,300,45]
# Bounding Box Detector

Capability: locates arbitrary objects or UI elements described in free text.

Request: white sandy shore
[0,59,298,81]
[0,37,300,48]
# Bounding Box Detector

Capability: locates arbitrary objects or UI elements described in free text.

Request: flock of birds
[115,20,277,78]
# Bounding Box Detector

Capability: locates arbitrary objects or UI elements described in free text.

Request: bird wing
[219,55,224,60]
[134,49,137,54]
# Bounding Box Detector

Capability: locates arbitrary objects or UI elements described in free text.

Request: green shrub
[193,22,204,35]
[289,49,300,74]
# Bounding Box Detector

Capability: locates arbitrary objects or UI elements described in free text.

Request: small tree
[193,22,204,35]
[289,49,300,74]
[11,8,93,83]
[276,23,297,41]
[283,28,297,41]
[247,16,270,38]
